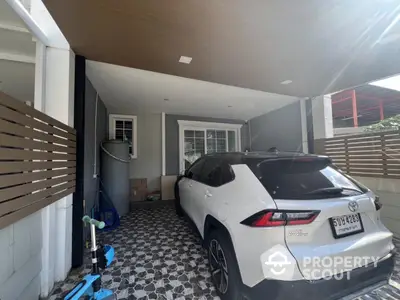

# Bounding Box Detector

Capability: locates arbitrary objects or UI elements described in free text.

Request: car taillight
[374,196,382,211]
[241,210,320,227]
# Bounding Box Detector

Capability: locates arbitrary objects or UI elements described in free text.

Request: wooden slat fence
[314,130,400,179]
[0,92,76,229]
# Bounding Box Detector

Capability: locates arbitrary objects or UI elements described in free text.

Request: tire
[207,230,244,300]
[174,181,184,217]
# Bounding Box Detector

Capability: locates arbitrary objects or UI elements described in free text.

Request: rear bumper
[243,252,395,300]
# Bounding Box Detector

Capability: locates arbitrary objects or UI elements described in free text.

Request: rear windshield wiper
[306,187,362,195]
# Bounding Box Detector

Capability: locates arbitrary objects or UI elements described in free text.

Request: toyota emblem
[348,201,359,212]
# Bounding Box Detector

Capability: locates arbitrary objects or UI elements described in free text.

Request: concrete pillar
[46,47,75,283]
[31,1,75,296]
[312,95,333,139]
[300,99,309,153]
[34,41,75,297]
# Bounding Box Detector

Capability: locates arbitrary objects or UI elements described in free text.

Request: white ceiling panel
[87,60,299,120]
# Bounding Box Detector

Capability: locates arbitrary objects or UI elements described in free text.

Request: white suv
[174,152,395,300]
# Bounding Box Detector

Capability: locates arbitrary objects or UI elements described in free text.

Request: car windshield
[246,158,367,200]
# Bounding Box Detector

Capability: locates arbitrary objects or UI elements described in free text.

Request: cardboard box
[131,188,147,202]
[132,178,147,189]
[129,189,147,211]
[130,178,148,203]
[161,175,177,200]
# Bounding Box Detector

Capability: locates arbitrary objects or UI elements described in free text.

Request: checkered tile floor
[49,203,400,300]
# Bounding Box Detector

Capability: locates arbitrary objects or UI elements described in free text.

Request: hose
[100,141,130,163]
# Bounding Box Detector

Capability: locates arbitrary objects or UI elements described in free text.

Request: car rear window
[245,157,367,200]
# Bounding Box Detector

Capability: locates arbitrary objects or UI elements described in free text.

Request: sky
[370,75,400,92]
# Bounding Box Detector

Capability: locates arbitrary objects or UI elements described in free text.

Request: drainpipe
[248,121,252,151]
[5,0,50,46]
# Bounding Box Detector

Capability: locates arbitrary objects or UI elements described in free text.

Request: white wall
[0,211,42,300]
[354,176,400,238]
[312,95,333,139]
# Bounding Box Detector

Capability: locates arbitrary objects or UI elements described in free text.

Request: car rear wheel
[207,230,244,300]
[174,182,183,217]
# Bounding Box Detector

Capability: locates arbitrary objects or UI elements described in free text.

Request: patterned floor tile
[49,205,219,300]
[49,204,400,300]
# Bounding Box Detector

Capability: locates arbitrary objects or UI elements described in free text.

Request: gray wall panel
[249,102,303,152]
[129,114,162,192]
[84,78,108,213]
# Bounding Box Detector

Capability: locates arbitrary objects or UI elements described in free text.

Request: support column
[300,99,309,153]
[47,48,75,284]
[380,100,384,120]
[312,94,334,140]
[305,99,314,153]
[34,43,75,297]
[26,0,75,297]
[72,55,85,268]
[351,90,358,128]
[161,112,166,176]
[34,42,54,298]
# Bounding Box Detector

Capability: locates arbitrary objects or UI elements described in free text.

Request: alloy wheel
[209,239,229,294]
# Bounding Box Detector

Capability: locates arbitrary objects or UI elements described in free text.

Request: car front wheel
[207,230,244,300]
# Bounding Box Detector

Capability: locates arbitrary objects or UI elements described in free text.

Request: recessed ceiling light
[280,80,293,85]
[179,56,192,64]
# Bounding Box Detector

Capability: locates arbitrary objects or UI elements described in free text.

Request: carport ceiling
[86,60,299,120]
[44,0,400,97]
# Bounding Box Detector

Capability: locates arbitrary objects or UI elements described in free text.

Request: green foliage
[364,115,400,132]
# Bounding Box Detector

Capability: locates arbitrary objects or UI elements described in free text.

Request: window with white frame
[109,114,137,158]
[178,120,242,172]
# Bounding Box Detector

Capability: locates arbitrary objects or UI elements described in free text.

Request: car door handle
[205,190,212,198]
